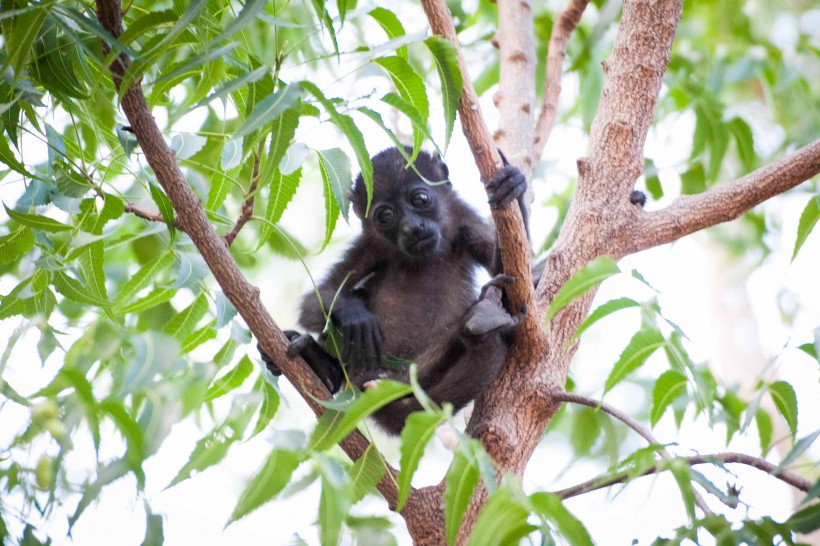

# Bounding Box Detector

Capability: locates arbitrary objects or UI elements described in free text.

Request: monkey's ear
[435,154,449,180]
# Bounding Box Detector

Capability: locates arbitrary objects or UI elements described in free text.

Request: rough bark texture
[94,0,399,510]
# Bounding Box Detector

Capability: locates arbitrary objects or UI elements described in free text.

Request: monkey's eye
[410,190,430,208]
[374,206,395,226]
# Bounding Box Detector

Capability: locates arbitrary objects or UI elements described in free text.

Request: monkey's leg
[259,332,344,393]
[370,280,524,435]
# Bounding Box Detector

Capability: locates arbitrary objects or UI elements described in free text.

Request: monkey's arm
[299,239,385,370]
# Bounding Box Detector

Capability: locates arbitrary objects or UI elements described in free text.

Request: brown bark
[94,0,399,510]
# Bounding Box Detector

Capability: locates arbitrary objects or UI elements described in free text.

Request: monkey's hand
[330,298,384,371]
[257,330,302,376]
[486,164,526,210]
[463,275,526,337]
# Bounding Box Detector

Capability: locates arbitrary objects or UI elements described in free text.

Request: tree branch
[224,151,261,247]
[554,452,814,500]
[533,0,590,160]
[494,0,537,181]
[94,0,399,509]
[124,203,174,226]
[630,139,820,253]
[420,0,535,317]
[547,390,716,513]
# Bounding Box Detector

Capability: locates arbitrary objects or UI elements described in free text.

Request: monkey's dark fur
[262,147,526,435]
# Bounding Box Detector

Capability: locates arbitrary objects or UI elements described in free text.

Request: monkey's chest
[370,266,476,360]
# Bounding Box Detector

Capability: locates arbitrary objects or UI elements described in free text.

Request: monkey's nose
[401,221,425,238]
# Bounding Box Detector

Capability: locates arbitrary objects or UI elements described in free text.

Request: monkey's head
[351,147,452,259]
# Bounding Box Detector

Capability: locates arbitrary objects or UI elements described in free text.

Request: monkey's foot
[486,164,526,210]
[463,276,526,337]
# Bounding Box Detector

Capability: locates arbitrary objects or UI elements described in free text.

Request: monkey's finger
[480,274,516,298]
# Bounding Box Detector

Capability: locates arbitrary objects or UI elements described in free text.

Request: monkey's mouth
[403,232,439,256]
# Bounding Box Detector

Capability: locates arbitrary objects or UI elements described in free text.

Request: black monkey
[262,147,527,434]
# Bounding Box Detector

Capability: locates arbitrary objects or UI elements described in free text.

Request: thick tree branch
[629,139,820,252]
[533,0,590,160]
[94,0,399,509]
[420,0,535,318]
[494,0,537,184]
[554,452,813,500]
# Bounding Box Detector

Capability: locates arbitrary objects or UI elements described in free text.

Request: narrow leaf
[163,293,209,340]
[114,253,175,306]
[768,380,798,439]
[651,369,687,427]
[547,256,620,323]
[0,228,35,266]
[467,486,535,546]
[571,297,640,343]
[205,356,254,402]
[5,205,72,232]
[349,446,387,505]
[775,429,820,472]
[424,36,462,149]
[234,84,305,139]
[368,8,407,59]
[792,195,820,262]
[445,450,479,546]
[317,148,352,223]
[309,381,413,451]
[604,328,665,394]
[210,0,267,45]
[227,448,303,524]
[397,411,446,510]
[529,492,594,546]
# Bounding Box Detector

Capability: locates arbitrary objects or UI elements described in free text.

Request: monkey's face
[370,184,442,258]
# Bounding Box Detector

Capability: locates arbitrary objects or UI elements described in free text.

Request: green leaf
[755,409,773,454]
[1,1,52,80]
[148,182,175,239]
[570,407,601,455]
[374,56,429,157]
[768,380,798,439]
[309,381,413,451]
[31,21,88,99]
[0,133,34,177]
[680,163,706,195]
[651,370,687,427]
[368,8,407,59]
[250,376,281,437]
[53,271,108,306]
[604,328,666,394]
[308,0,339,59]
[786,502,820,534]
[163,293,209,340]
[317,458,350,546]
[118,288,175,314]
[257,106,300,192]
[424,36,462,149]
[529,492,594,546]
[210,0,267,45]
[141,508,164,546]
[571,297,640,343]
[728,117,756,173]
[0,228,35,266]
[100,399,146,474]
[397,411,446,510]
[205,356,254,402]
[349,445,387,504]
[380,92,435,154]
[234,84,305,140]
[180,321,217,353]
[227,447,303,524]
[114,253,175,306]
[193,66,267,110]
[118,10,177,45]
[301,81,372,214]
[667,458,695,521]
[467,485,535,546]
[775,429,820,472]
[259,168,302,247]
[792,195,819,262]
[321,163,341,251]
[445,450,480,546]
[158,43,240,87]
[317,148,352,224]
[547,256,620,323]
[167,429,236,488]
[5,205,72,232]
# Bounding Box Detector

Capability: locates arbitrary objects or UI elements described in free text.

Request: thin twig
[533,0,590,159]
[554,452,813,500]
[549,390,713,514]
[224,151,261,247]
